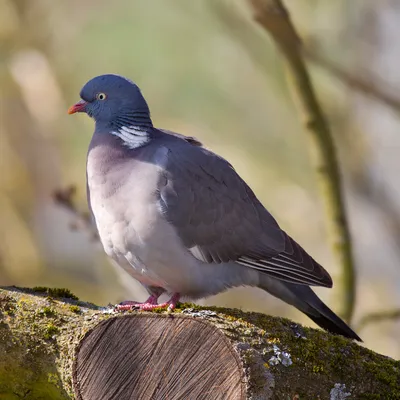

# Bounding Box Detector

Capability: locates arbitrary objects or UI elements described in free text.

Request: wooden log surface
[0,286,399,400]
[74,314,245,400]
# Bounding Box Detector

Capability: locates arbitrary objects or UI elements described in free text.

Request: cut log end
[2,287,398,399]
[73,314,246,400]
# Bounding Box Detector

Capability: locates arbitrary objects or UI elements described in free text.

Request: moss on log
[0,286,399,399]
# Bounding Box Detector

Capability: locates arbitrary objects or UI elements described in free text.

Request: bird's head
[68,74,153,131]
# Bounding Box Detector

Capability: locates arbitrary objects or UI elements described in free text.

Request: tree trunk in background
[0,287,398,399]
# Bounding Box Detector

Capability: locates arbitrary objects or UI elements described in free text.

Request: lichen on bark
[0,287,399,399]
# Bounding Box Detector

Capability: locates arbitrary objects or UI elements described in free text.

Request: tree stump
[73,314,245,400]
[0,286,399,399]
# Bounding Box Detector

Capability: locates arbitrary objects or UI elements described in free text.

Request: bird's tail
[258,276,361,341]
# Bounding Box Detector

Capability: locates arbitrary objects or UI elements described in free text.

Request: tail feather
[258,276,362,341]
[303,305,361,341]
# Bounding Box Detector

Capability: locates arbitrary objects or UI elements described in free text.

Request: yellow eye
[96,93,107,100]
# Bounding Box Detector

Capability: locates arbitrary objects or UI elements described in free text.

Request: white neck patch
[111,125,150,149]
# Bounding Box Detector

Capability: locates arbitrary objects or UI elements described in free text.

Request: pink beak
[68,99,88,115]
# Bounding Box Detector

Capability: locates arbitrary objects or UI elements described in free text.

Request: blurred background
[1,0,399,358]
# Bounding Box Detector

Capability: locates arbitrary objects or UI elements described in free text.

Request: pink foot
[116,293,180,311]
[115,294,159,311]
[139,293,180,311]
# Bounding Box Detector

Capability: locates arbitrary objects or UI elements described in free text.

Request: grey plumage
[69,74,361,341]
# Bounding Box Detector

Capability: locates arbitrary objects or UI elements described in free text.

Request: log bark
[0,287,399,399]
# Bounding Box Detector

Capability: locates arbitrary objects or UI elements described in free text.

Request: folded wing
[158,136,332,288]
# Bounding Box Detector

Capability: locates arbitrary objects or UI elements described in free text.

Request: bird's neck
[111,109,153,131]
[96,111,153,150]
[110,125,151,149]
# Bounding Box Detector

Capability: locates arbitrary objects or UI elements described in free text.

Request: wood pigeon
[68,74,360,340]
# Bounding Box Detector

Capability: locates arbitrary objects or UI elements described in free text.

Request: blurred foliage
[1,0,400,358]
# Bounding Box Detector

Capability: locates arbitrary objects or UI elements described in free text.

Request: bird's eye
[96,93,107,101]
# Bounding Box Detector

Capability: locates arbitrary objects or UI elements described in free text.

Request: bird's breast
[85,139,227,293]
[87,156,159,246]
[86,144,176,286]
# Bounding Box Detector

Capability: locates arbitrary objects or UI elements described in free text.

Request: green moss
[161,303,400,399]
[44,323,59,340]
[38,306,55,317]
[365,361,400,396]
[0,287,92,397]
[359,395,383,400]
[312,365,324,374]
[48,372,61,388]
[226,309,400,399]
[1,288,399,399]
[0,364,69,399]
[32,287,78,300]
[0,291,71,398]
[68,305,81,314]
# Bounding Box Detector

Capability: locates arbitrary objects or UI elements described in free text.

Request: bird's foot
[141,293,180,312]
[115,293,180,312]
[115,294,159,311]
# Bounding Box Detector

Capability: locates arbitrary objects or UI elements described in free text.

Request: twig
[210,1,400,116]
[246,0,356,323]
[52,185,99,241]
[357,309,400,331]
[306,49,400,114]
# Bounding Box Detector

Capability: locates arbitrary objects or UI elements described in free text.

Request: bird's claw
[115,293,180,312]
[115,294,159,311]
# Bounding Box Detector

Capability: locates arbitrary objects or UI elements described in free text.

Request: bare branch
[357,309,400,331]
[52,185,98,241]
[246,0,356,323]
[306,49,400,115]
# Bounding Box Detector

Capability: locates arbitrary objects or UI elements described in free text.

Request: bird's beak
[68,100,88,115]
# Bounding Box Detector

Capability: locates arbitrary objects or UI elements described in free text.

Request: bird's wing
[158,139,332,287]
[158,129,203,147]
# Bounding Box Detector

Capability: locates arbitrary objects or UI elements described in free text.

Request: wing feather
[158,133,332,287]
